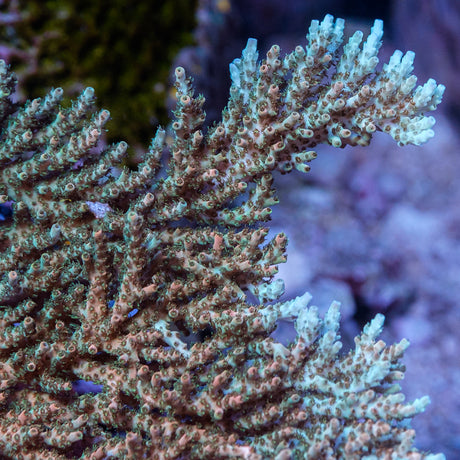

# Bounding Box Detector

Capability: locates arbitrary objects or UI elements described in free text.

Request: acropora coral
[0,14,445,459]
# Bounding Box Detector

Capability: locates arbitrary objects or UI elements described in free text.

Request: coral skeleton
[0,14,445,459]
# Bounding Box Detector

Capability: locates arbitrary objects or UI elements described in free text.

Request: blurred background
[0,0,458,457]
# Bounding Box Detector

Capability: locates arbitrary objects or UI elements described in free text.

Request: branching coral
[0,14,445,459]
